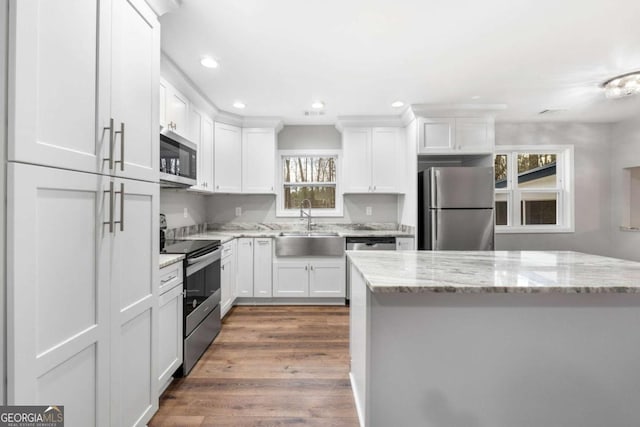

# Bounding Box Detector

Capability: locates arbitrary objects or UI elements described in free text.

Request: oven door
[184,249,221,336]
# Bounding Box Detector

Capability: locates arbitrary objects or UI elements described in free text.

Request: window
[495,145,574,233]
[277,150,342,216]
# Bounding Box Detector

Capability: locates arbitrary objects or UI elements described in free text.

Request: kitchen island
[347,251,640,427]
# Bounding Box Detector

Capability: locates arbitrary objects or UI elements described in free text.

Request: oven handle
[187,248,221,265]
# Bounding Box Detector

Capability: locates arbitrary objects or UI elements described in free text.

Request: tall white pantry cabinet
[6,1,160,426]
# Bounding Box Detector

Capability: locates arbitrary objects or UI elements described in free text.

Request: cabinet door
[188,108,204,190]
[159,80,167,129]
[165,86,189,138]
[200,117,215,190]
[7,163,110,427]
[220,256,233,317]
[158,284,183,391]
[310,261,345,297]
[253,238,273,297]
[214,123,242,193]
[273,262,309,297]
[236,238,254,297]
[110,0,159,182]
[9,0,106,174]
[396,237,415,251]
[456,118,495,153]
[342,128,372,193]
[418,118,456,153]
[242,128,276,193]
[110,177,158,427]
[371,128,400,193]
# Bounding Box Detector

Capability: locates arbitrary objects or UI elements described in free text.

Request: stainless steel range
[162,239,221,375]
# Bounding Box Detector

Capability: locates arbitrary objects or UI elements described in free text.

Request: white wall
[160,190,207,228]
[278,125,341,150]
[609,116,640,261]
[495,123,613,257]
[205,193,398,224]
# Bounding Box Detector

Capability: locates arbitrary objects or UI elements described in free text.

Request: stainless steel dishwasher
[346,236,397,300]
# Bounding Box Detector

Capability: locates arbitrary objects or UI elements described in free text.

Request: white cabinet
[273,257,345,298]
[396,237,415,251]
[157,263,183,393]
[342,127,403,193]
[220,240,237,317]
[235,238,273,298]
[214,122,242,193]
[159,78,189,139]
[417,117,494,154]
[9,0,159,183]
[187,109,214,192]
[8,163,159,427]
[254,238,273,297]
[242,128,276,193]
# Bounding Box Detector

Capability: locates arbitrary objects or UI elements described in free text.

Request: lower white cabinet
[396,237,415,250]
[220,240,237,316]
[236,238,273,298]
[157,263,183,393]
[273,258,345,298]
[7,163,159,426]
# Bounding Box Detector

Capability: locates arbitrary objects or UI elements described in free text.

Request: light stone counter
[179,229,414,242]
[159,254,184,269]
[347,250,640,293]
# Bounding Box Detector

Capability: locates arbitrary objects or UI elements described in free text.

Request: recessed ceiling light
[200,56,219,69]
[471,95,481,100]
[603,71,640,98]
[233,101,246,109]
[391,101,404,108]
[311,101,324,109]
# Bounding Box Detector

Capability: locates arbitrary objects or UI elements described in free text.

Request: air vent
[303,110,325,116]
[538,109,567,115]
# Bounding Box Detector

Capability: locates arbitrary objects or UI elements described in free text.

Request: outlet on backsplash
[183,207,188,218]
[235,207,242,217]
[366,207,372,216]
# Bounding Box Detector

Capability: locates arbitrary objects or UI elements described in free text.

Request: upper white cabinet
[242,128,276,194]
[9,0,159,183]
[342,127,404,193]
[418,117,494,154]
[159,78,189,139]
[214,122,243,193]
[199,116,215,191]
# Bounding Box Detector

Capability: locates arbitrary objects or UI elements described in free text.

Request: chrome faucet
[300,199,313,232]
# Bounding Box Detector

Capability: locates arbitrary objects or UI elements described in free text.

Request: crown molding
[214,111,244,127]
[145,0,182,17]
[334,115,405,132]
[410,103,508,118]
[242,117,285,133]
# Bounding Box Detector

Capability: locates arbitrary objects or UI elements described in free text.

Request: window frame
[495,145,574,234]
[276,149,343,217]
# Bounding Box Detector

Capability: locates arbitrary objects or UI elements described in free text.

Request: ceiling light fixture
[233,101,246,109]
[200,56,219,69]
[391,101,404,108]
[603,71,640,99]
[311,101,324,109]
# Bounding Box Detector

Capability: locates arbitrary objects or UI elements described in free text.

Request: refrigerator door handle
[431,169,438,207]
[431,210,438,248]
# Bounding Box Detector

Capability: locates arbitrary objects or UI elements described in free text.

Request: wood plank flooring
[149,306,359,427]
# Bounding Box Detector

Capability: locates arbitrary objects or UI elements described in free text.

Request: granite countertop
[347,250,640,294]
[159,254,185,269]
[179,229,414,242]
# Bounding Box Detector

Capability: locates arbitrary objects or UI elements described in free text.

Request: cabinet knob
[216,185,220,189]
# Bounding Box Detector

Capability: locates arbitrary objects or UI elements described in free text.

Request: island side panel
[349,265,369,426]
[367,291,640,427]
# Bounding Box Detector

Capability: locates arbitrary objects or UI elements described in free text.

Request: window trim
[495,145,575,234]
[276,149,343,217]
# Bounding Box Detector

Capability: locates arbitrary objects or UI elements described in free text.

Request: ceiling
[160,0,640,124]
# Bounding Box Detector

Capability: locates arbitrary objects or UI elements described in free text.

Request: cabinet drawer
[159,262,183,295]
[222,240,235,260]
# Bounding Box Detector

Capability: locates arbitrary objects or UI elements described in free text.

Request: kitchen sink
[275,233,345,256]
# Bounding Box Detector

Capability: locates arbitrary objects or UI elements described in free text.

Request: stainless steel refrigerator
[418,166,494,250]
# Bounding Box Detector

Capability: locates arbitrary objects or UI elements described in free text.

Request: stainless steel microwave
[159,129,197,187]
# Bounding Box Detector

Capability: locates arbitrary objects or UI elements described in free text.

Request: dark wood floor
[149,306,359,426]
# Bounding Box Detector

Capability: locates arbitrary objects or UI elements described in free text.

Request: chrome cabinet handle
[310,265,314,271]
[257,240,269,245]
[161,274,177,284]
[103,182,115,233]
[305,265,308,271]
[114,183,124,232]
[114,122,125,171]
[104,118,115,170]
